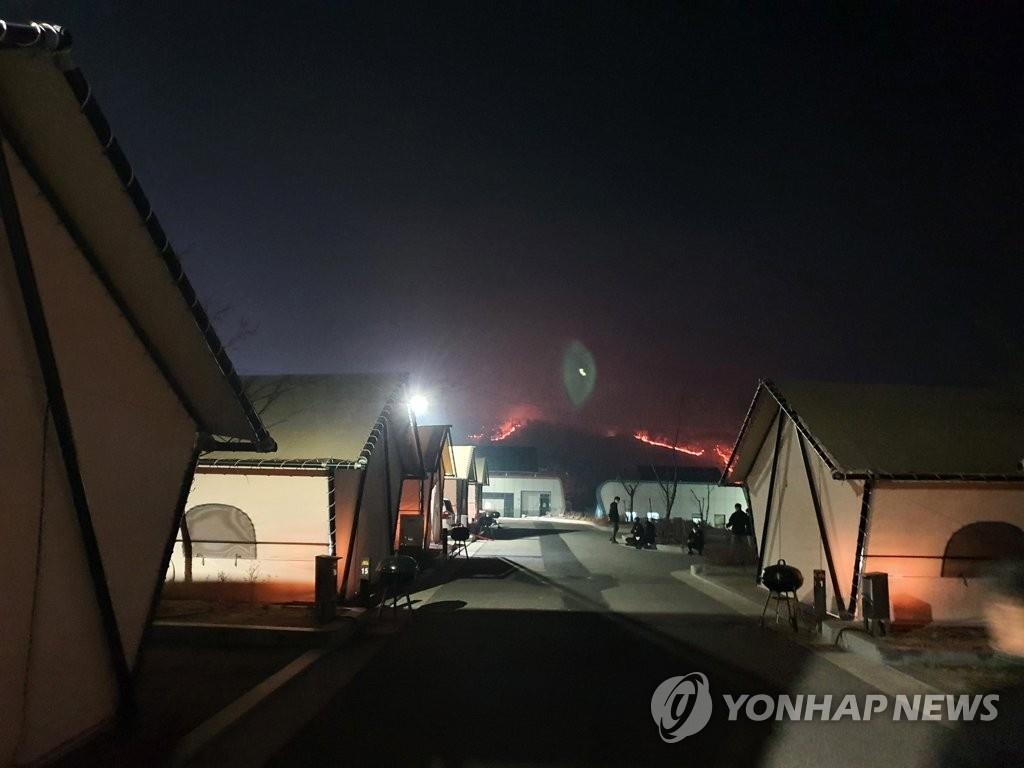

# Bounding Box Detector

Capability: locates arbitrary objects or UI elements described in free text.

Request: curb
[151,616,361,648]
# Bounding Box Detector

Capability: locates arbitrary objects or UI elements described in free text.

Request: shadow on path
[270,608,777,767]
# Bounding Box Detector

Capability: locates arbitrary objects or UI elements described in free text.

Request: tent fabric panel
[399,479,422,514]
[0,51,262,442]
[723,385,780,484]
[170,473,332,601]
[331,469,365,598]
[0,231,114,764]
[345,447,393,599]
[451,446,477,481]
[10,140,198,665]
[805,440,865,612]
[391,405,423,478]
[0,196,45,764]
[417,424,453,474]
[863,483,1024,622]
[756,417,836,607]
[772,380,1024,477]
[475,457,489,486]
[18,417,120,764]
[204,374,406,464]
[385,419,407,542]
[745,408,779,563]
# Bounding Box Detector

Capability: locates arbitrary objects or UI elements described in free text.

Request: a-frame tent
[0,21,273,764]
[183,374,423,601]
[723,379,1024,623]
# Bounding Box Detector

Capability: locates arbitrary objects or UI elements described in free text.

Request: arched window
[941,521,1024,578]
[184,504,257,559]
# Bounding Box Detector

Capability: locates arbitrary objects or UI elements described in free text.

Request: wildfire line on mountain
[632,431,704,456]
[469,419,524,442]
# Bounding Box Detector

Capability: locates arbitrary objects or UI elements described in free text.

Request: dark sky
[22,1,1024,444]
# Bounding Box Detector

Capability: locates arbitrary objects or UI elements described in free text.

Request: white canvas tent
[723,379,1024,623]
[0,22,272,765]
[170,374,423,602]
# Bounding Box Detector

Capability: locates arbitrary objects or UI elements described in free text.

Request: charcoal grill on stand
[760,559,803,632]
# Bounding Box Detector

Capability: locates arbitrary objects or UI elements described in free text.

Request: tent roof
[418,425,455,476]
[451,445,478,481]
[474,456,489,486]
[0,22,271,449]
[724,379,1024,483]
[201,374,408,468]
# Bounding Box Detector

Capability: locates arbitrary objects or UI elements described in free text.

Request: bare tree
[653,464,681,518]
[617,474,640,521]
[690,485,713,523]
[651,392,686,519]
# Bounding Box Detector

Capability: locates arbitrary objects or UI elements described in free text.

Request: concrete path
[268,518,952,767]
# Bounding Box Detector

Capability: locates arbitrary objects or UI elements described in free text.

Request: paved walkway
[269,518,952,767]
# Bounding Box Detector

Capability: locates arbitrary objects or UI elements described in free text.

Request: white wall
[482,475,566,517]
[596,481,745,523]
[866,483,1024,623]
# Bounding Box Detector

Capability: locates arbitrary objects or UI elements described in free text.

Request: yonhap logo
[650,673,714,743]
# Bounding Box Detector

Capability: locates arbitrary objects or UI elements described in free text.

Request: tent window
[184,504,257,560]
[941,521,1024,578]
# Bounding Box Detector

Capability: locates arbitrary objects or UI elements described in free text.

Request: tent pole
[0,136,134,718]
[848,477,876,615]
[756,411,786,583]
[798,432,846,614]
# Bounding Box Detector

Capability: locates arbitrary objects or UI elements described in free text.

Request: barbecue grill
[377,555,419,618]
[760,559,803,631]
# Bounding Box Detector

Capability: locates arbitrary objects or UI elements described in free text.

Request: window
[184,504,257,560]
[941,521,1024,578]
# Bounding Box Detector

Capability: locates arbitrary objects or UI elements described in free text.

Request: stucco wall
[596,481,745,523]
[482,475,566,516]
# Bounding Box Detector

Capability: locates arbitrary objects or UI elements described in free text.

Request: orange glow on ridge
[633,431,705,456]
[713,444,732,466]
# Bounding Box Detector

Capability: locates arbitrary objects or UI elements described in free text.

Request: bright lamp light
[409,393,429,417]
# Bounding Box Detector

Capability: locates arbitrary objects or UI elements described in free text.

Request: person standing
[727,503,749,536]
[608,496,621,542]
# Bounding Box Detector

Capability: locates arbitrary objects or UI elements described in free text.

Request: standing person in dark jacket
[727,503,749,535]
[608,496,621,542]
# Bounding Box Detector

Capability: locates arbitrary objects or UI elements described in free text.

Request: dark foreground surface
[270,518,948,767]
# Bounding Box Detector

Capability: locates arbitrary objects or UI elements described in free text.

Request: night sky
[21,1,1024,447]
